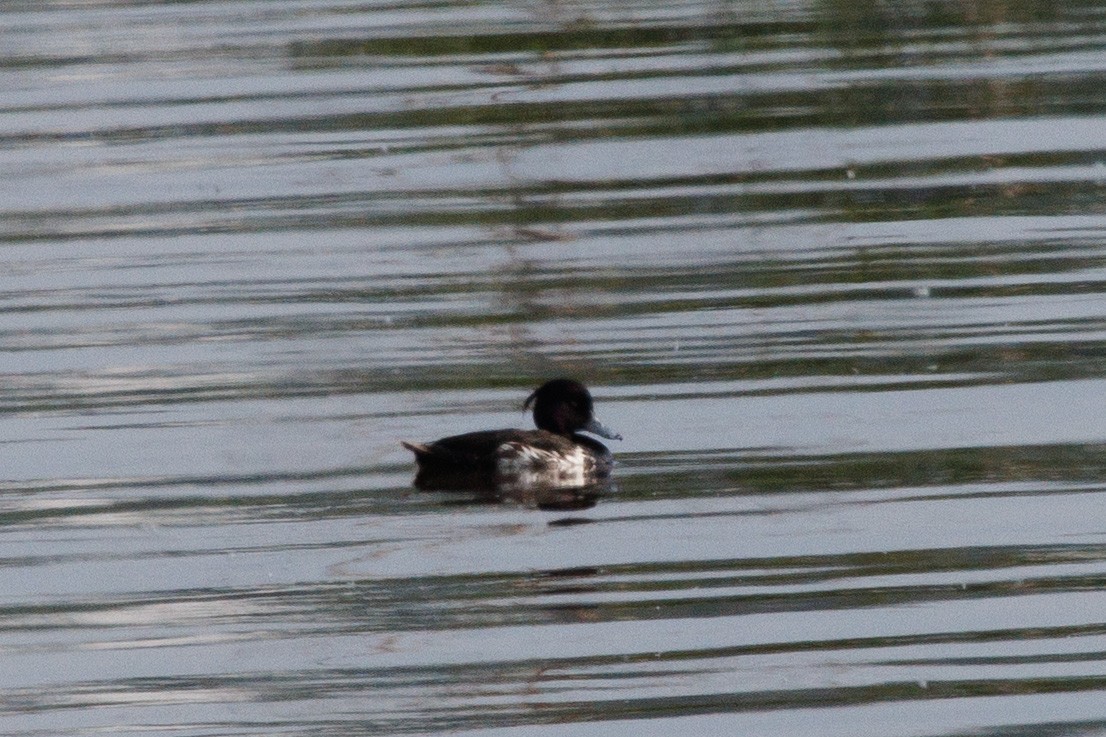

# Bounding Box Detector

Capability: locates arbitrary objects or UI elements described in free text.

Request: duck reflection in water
[402,379,621,507]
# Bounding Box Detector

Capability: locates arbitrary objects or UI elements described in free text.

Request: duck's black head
[524,378,621,440]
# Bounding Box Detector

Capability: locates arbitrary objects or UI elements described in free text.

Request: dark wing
[401,429,530,473]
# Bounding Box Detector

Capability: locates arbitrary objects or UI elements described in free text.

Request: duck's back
[402,428,613,477]
[402,429,533,474]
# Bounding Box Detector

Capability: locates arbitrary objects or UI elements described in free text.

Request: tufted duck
[402,378,621,489]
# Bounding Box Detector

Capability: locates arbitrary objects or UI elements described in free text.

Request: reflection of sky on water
[7,0,1106,735]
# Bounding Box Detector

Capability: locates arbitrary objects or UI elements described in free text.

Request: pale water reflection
[6,0,1106,735]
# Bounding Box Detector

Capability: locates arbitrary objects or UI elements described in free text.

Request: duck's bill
[583,417,622,441]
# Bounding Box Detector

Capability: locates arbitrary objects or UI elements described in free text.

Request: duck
[401,378,621,489]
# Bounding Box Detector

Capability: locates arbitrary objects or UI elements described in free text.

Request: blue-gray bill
[583,417,622,441]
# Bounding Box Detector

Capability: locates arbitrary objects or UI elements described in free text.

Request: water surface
[6,0,1106,735]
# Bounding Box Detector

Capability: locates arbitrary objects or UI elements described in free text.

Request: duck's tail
[401,440,431,458]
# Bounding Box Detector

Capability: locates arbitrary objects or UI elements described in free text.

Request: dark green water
[6,0,1106,734]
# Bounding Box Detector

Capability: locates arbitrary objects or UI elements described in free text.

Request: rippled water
[7,0,1106,734]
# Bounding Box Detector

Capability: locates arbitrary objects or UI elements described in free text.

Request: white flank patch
[496,442,587,487]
